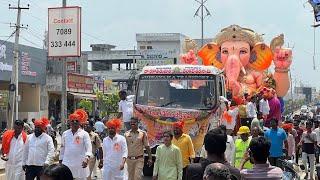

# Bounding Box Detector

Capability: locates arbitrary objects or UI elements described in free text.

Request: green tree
[96,91,120,118]
[78,99,93,113]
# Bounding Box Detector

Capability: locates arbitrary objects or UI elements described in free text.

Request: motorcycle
[279,158,301,180]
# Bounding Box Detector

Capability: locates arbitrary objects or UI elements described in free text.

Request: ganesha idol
[198,25,292,98]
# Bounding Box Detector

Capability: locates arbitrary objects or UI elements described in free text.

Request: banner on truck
[134,104,217,153]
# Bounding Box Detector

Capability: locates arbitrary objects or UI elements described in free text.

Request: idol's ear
[198,43,223,69]
[248,43,273,71]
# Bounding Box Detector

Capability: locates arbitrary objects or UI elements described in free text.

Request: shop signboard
[67,61,77,72]
[48,7,81,57]
[136,58,174,70]
[67,73,94,93]
[0,41,47,84]
[21,52,37,76]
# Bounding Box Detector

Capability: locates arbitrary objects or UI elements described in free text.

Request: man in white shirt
[99,119,128,180]
[220,101,239,135]
[1,120,27,180]
[23,118,55,180]
[259,91,270,120]
[313,121,320,163]
[118,90,133,131]
[59,109,93,180]
[246,96,257,119]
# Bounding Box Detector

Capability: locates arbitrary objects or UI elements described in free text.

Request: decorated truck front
[134,65,225,174]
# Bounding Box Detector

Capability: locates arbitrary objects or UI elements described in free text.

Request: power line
[0,30,16,46]
[20,35,42,49]
[0,22,11,25]
[23,29,44,41]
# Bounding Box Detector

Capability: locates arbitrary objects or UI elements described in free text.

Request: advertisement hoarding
[48,7,81,57]
[67,73,94,93]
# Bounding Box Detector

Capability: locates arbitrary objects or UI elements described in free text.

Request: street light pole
[194,0,211,47]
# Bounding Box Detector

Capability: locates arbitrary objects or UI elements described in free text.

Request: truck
[133,65,226,175]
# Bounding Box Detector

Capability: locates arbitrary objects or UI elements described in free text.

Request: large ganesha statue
[198,25,292,97]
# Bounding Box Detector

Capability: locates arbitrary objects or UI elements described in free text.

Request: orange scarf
[1,130,27,155]
[223,106,237,124]
[223,111,233,124]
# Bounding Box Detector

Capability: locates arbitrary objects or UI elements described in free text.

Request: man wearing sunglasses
[59,109,92,180]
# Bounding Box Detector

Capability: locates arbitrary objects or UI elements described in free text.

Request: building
[87,33,212,91]
[0,40,47,129]
[294,86,317,103]
[46,54,94,123]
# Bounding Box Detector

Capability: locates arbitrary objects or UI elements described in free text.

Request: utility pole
[61,0,67,131]
[194,0,211,47]
[8,0,29,128]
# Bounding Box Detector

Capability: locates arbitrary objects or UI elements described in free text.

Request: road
[0,134,309,179]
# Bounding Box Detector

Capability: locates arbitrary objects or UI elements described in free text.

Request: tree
[96,91,120,118]
[78,99,93,113]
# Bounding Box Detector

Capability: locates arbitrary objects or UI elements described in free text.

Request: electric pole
[61,0,68,131]
[194,0,211,46]
[8,0,29,128]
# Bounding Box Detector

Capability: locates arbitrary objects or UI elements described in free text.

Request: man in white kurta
[23,119,55,179]
[2,120,27,180]
[6,135,25,180]
[59,111,92,180]
[100,119,128,180]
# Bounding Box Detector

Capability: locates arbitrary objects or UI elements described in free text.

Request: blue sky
[0,0,319,88]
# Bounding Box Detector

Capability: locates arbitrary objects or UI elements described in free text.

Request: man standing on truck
[125,117,153,180]
[172,120,195,180]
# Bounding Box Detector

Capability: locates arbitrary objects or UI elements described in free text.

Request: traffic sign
[48,6,81,57]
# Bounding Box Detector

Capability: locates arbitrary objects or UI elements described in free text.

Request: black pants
[316,146,320,163]
[295,147,300,164]
[182,167,187,180]
[25,165,43,180]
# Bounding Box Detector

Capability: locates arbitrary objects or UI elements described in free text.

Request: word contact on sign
[53,18,74,24]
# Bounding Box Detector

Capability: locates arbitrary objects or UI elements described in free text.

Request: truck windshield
[136,74,216,110]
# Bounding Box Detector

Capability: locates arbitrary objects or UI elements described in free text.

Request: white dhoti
[103,165,127,180]
[5,164,25,180]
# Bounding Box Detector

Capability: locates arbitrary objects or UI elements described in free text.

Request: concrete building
[87,33,212,91]
[46,54,91,123]
[136,33,186,54]
[294,86,317,103]
[0,40,47,129]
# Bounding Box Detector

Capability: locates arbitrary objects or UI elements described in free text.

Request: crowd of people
[1,89,320,180]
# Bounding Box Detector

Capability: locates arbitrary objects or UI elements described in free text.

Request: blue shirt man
[264,118,288,168]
